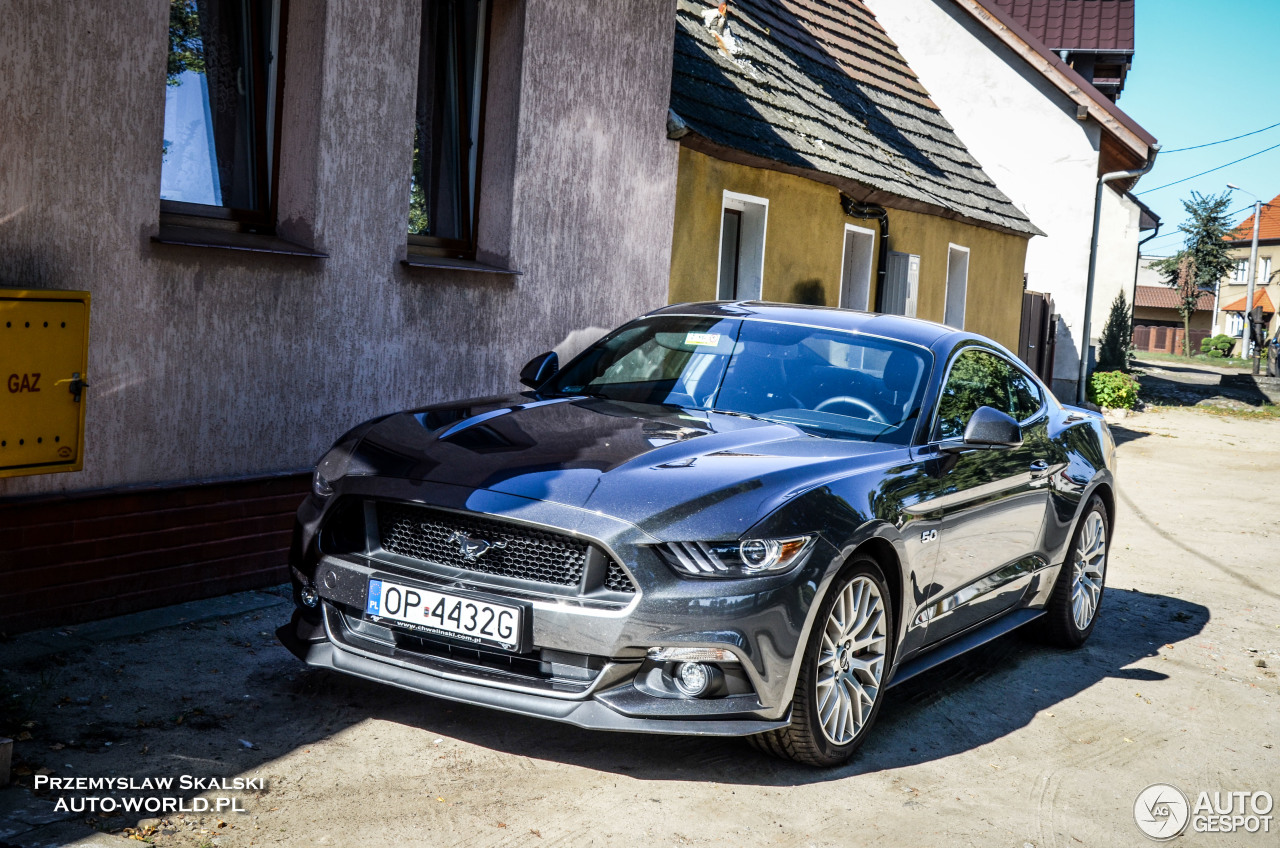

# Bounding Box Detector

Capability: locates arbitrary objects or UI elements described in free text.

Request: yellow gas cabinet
[0,289,91,478]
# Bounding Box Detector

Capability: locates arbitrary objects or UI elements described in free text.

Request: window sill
[401,253,521,275]
[152,225,328,258]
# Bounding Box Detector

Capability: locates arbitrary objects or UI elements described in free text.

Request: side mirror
[958,405,1023,450]
[519,351,559,388]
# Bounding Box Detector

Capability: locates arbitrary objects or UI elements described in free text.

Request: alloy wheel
[1071,510,1107,631]
[815,575,887,745]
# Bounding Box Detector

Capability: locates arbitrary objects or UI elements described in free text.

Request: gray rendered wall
[0,0,680,495]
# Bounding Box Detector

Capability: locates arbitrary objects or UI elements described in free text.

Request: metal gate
[1018,290,1056,383]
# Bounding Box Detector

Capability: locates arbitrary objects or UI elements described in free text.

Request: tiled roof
[1221,288,1275,314]
[1226,194,1280,243]
[1134,285,1213,311]
[988,0,1134,52]
[670,0,1041,237]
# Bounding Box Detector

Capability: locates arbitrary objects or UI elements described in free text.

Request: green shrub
[1202,334,1235,357]
[1088,370,1139,409]
[1097,292,1131,371]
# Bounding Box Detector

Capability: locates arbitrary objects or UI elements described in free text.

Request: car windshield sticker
[685,332,721,347]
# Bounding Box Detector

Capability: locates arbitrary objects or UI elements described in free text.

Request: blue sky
[1120,0,1280,256]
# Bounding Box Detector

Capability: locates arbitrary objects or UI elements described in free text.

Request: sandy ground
[2,405,1278,848]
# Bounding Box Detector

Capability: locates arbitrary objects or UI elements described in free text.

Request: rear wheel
[1040,495,1109,648]
[749,557,894,766]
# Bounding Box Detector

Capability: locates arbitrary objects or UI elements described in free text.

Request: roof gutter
[1078,144,1161,404]
[1129,222,1163,347]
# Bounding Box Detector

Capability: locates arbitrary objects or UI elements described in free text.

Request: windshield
[543,315,932,444]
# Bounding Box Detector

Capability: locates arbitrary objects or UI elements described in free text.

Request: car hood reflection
[351,394,904,531]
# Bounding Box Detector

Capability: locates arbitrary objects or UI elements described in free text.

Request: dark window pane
[1008,369,1042,422]
[718,209,741,299]
[934,349,1014,439]
[161,0,279,213]
[409,0,486,244]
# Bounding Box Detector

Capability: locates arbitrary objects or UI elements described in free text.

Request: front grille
[604,560,635,593]
[377,502,590,588]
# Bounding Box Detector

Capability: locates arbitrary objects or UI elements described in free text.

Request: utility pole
[1244,199,1261,366]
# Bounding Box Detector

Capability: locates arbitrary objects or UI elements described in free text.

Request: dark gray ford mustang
[279,301,1116,766]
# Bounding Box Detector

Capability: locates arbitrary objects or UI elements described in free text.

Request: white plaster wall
[864,0,1132,398]
[0,0,680,496]
[1092,188,1143,339]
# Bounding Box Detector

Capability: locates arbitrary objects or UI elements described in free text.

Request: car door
[913,347,1052,646]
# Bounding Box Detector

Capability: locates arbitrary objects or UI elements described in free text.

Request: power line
[1136,143,1280,195]
[1138,204,1255,249]
[1161,120,1280,154]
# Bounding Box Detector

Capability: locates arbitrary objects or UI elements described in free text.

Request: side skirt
[886,607,1044,689]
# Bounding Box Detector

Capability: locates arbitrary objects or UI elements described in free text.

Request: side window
[933,349,1015,440]
[409,0,489,257]
[161,0,285,226]
[1008,368,1043,422]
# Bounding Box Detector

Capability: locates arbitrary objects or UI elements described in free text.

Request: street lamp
[1226,184,1262,368]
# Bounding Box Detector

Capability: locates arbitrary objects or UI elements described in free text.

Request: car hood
[348,394,905,537]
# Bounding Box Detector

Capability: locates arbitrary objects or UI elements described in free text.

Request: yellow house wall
[669,147,1030,350]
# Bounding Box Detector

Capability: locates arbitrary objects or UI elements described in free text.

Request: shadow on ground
[273,586,1208,788]
[0,585,1210,845]
[1130,358,1268,409]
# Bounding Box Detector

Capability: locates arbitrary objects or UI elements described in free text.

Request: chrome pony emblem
[446,530,508,562]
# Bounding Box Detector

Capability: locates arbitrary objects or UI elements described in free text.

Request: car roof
[649,301,963,351]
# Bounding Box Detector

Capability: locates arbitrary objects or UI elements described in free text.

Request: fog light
[674,662,711,697]
[300,585,320,608]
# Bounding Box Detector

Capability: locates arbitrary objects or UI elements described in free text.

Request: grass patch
[1143,399,1280,419]
[1133,351,1254,369]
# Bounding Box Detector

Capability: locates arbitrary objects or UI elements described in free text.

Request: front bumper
[277,609,787,736]
[280,481,838,736]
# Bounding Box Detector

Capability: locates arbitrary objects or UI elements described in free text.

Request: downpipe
[1078,144,1161,404]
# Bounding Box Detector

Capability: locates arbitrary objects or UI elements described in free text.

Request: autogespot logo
[1134,783,1275,840]
[1134,784,1190,841]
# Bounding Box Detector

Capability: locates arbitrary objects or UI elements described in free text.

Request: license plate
[365,578,523,651]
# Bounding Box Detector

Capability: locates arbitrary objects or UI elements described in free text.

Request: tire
[748,556,895,767]
[1039,494,1110,648]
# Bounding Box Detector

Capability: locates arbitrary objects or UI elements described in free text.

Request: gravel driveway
[2,406,1277,848]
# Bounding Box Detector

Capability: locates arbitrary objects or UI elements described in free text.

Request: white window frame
[883,250,920,317]
[838,223,876,311]
[944,243,970,330]
[716,190,768,301]
[1234,258,1251,284]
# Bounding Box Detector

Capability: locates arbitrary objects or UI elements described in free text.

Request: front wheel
[1040,494,1109,648]
[749,557,894,766]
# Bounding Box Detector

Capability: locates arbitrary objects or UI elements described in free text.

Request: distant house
[1130,284,1213,356]
[1214,194,1280,347]
[865,0,1159,400]
[666,0,1041,351]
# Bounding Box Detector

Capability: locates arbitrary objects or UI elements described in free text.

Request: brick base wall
[0,474,308,635]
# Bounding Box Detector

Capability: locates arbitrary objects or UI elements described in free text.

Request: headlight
[657,536,815,578]
[311,445,354,498]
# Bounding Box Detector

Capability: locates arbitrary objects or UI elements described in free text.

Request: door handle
[1029,459,1050,477]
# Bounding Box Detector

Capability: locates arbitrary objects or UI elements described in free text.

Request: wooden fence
[1132,325,1211,355]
